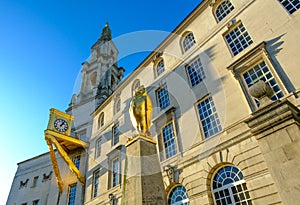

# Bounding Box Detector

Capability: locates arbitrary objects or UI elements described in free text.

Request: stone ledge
[245,100,300,138]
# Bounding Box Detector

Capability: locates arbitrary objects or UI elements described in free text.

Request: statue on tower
[129,85,152,136]
[100,22,112,41]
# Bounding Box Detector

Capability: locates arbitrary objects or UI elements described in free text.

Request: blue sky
[0,0,202,203]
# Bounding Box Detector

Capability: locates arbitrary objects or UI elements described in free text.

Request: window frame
[181,32,196,53]
[185,56,206,87]
[95,137,102,159]
[112,123,120,146]
[160,121,178,161]
[211,165,252,205]
[227,42,286,111]
[213,0,235,22]
[223,20,253,56]
[67,183,77,205]
[168,185,190,205]
[196,95,222,139]
[277,0,300,14]
[156,84,171,111]
[111,157,120,188]
[98,112,104,129]
[72,154,81,170]
[92,169,101,198]
[155,59,165,77]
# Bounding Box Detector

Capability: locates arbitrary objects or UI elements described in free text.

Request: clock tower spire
[69,23,125,108]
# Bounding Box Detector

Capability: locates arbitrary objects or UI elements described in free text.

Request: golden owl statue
[129,85,152,136]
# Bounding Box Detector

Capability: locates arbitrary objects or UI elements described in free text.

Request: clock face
[54,119,69,132]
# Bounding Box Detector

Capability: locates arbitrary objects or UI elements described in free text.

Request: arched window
[182,32,196,52]
[98,112,104,129]
[215,0,234,22]
[212,165,252,205]
[168,185,189,205]
[156,59,165,76]
[132,79,140,96]
[114,98,121,114]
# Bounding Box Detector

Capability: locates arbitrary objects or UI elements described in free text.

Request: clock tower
[67,23,124,142]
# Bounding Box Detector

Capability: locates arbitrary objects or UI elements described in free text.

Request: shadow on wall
[266,34,295,93]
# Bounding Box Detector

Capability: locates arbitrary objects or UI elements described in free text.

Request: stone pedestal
[245,100,300,205]
[122,136,167,205]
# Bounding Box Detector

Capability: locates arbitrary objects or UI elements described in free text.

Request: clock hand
[60,121,66,127]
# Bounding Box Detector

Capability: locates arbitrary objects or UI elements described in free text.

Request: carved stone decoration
[19,179,29,189]
[42,171,53,182]
[165,165,175,184]
[249,80,274,108]
[210,0,216,7]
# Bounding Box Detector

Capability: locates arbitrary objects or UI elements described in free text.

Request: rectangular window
[197,97,222,138]
[224,23,253,56]
[92,169,100,198]
[112,158,119,187]
[162,122,177,159]
[186,57,205,87]
[73,155,81,170]
[278,0,299,14]
[242,61,284,107]
[32,176,39,187]
[68,184,77,205]
[156,85,170,110]
[32,200,39,205]
[95,138,102,158]
[112,124,120,146]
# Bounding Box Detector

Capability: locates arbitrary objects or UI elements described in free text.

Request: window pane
[242,61,284,107]
[156,60,165,76]
[73,155,80,170]
[95,138,102,158]
[68,184,77,205]
[212,166,252,205]
[225,23,253,56]
[183,33,196,52]
[112,125,120,145]
[168,186,190,205]
[98,113,104,128]
[93,170,100,198]
[187,57,206,87]
[278,0,300,14]
[157,86,170,110]
[112,159,119,187]
[197,97,222,138]
[162,123,177,159]
[216,0,235,22]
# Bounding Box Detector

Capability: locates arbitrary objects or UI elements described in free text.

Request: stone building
[7,0,300,205]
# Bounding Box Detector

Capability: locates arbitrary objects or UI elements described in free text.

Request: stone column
[245,99,300,204]
[122,136,167,205]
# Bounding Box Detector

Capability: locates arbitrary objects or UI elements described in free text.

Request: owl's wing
[129,99,137,129]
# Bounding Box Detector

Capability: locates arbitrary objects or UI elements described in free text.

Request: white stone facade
[7,0,300,205]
